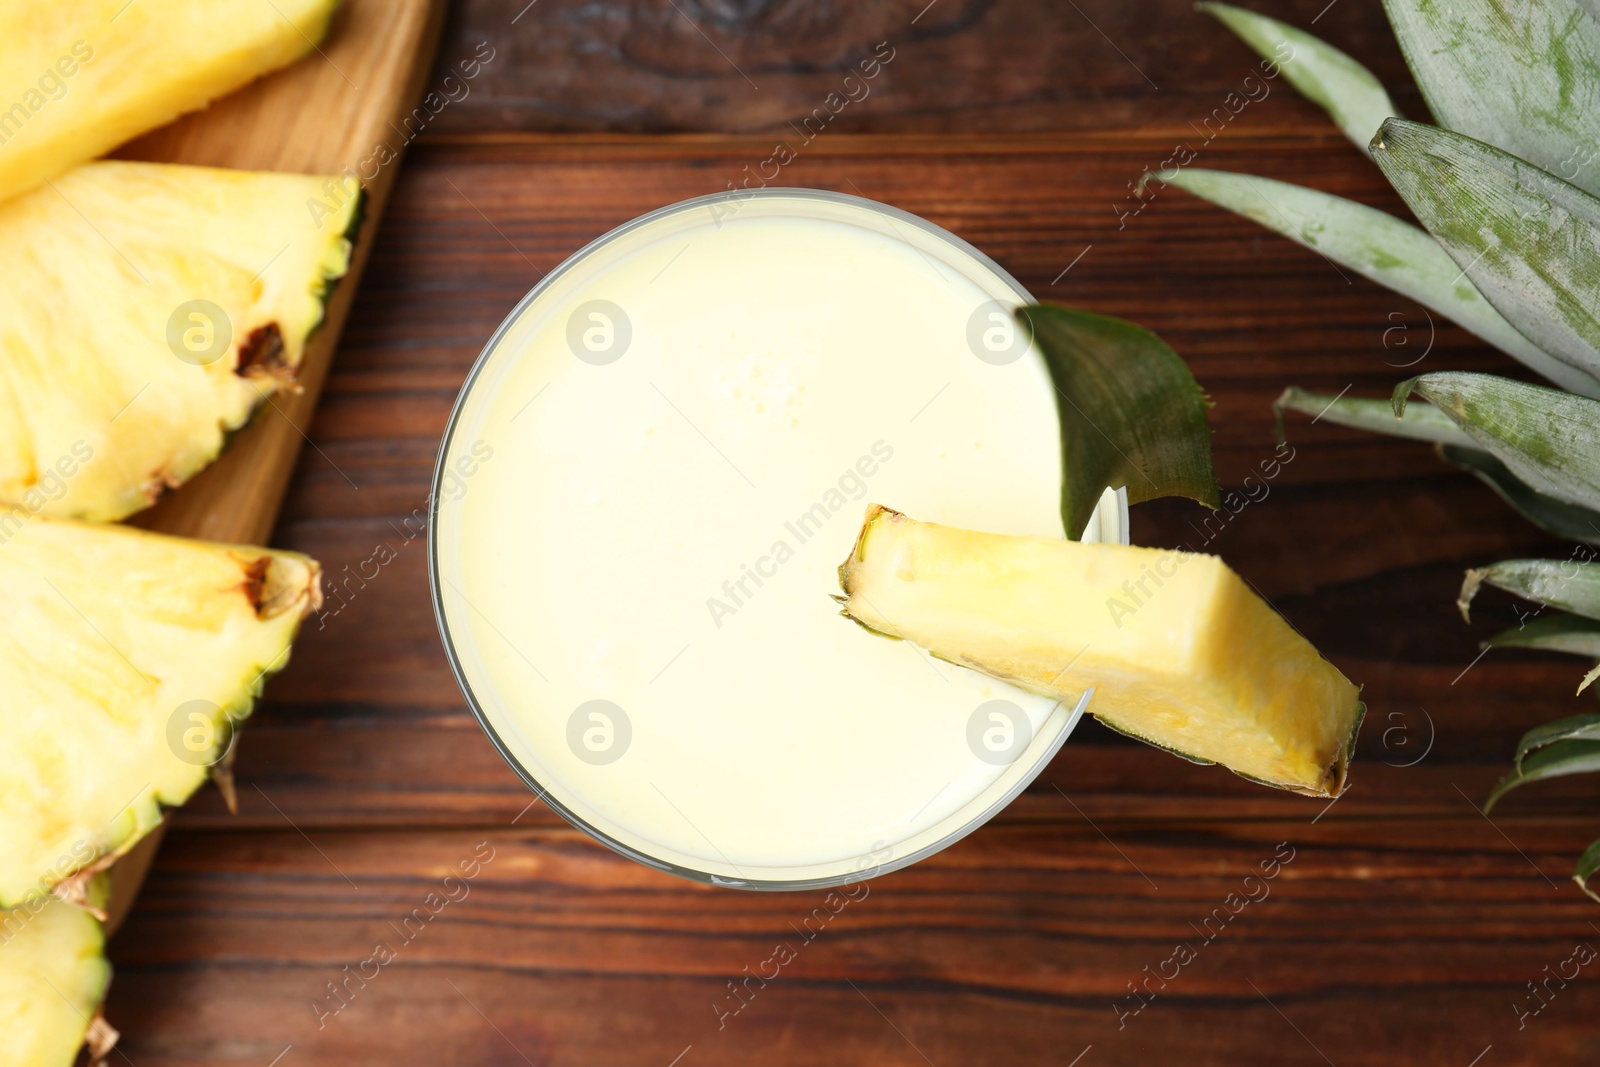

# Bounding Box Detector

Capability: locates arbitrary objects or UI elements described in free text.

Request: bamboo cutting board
[100,0,447,931]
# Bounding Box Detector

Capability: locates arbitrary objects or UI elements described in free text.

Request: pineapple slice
[0,877,116,1067]
[0,0,339,204]
[0,160,360,521]
[0,518,322,908]
[839,505,1364,796]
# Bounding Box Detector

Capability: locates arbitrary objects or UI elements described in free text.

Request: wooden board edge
[101,0,449,936]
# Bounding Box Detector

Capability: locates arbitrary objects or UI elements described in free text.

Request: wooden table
[106,2,1600,1063]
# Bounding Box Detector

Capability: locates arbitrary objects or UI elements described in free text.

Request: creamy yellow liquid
[434,194,1117,883]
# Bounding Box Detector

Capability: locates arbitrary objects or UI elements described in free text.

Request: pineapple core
[838,505,1363,797]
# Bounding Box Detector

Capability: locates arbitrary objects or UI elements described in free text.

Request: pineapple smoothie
[432,191,1122,886]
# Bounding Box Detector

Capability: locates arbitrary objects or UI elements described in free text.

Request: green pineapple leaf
[1440,445,1600,545]
[1197,2,1399,154]
[1276,387,1472,445]
[1395,373,1600,513]
[1514,712,1600,769]
[1576,837,1600,904]
[1485,739,1600,812]
[1017,303,1220,541]
[1159,168,1600,396]
[1372,120,1600,382]
[1458,559,1600,624]
[1381,0,1600,198]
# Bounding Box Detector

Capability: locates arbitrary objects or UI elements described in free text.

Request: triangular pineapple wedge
[0,518,322,908]
[838,505,1364,797]
[0,0,339,203]
[0,160,360,520]
[0,876,116,1067]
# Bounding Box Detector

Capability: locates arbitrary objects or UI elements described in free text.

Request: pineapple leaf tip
[1391,376,1423,420]
[1457,568,1485,623]
[1578,663,1600,696]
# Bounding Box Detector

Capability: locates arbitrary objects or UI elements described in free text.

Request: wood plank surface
[103,128,1600,1065]
[96,0,447,930]
[427,0,1426,136]
[102,2,1600,1064]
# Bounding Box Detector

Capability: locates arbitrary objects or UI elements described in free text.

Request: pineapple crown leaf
[1485,739,1600,814]
[1371,120,1600,385]
[1456,568,1484,624]
[1514,712,1600,771]
[1016,302,1219,540]
[1281,386,1469,447]
[1269,387,1296,447]
[1161,166,1600,395]
[1135,168,1168,198]
[1390,373,1600,515]
[1381,0,1600,200]
[1439,445,1600,546]
[1199,1,1399,156]
[1481,614,1600,659]
[1186,0,1600,897]
[1460,558,1600,631]
[1574,838,1600,904]
[1390,376,1421,420]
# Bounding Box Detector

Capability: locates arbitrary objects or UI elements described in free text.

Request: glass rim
[427,186,1128,890]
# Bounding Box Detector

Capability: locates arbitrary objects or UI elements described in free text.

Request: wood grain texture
[103,119,1600,1064]
[105,823,1600,1066]
[94,0,448,932]
[428,0,1426,135]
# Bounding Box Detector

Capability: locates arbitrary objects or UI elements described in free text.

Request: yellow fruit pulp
[0,876,111,1067]
[0,0,338,204]
[0,160,358,520]
[839,505,1363,796]
[0,518,321,907]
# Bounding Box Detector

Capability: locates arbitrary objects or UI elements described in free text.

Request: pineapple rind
[0,875,111,1067]
[840,505,1364,797]
[1092,713,1218,766]
[0,161,359,521]
[0,0,340,204]
[0,519,321,908]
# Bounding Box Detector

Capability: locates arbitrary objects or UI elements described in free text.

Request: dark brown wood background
[106,2,1600,1064]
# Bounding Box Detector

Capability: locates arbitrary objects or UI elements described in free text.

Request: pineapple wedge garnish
[0,0,339,203]
[0,160,360,521]
[0,518,321,908]
[0,876,116,1067]
[839,505,1364,797]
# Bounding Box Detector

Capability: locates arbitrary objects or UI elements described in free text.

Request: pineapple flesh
[0,876,114,1067]
[0,518,321,908]
[839,505,1364,796]
[0,0,340,204]
[0,160,359,521]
